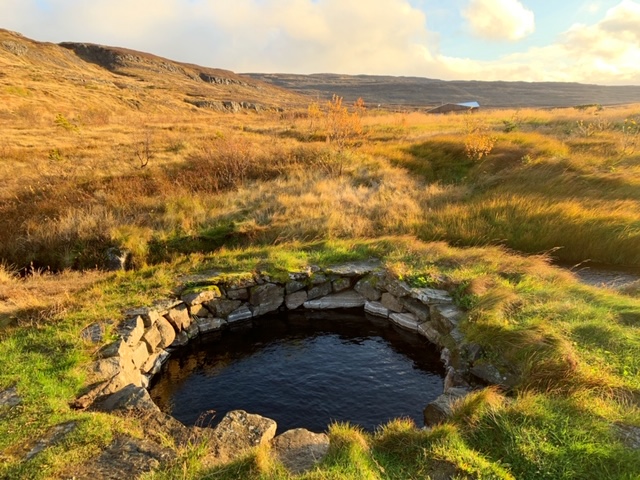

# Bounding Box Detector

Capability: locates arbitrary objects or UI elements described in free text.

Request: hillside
[245,72,640,109]
[0,29,306,116]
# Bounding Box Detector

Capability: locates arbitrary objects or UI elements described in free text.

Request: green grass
[2,238,639,478]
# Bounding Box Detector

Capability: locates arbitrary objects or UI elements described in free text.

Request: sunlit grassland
[2,102,639,271]
[1,100,640,478]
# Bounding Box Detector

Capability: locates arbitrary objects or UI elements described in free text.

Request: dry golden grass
[2,26,640,269]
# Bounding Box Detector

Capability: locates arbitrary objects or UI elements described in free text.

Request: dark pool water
[150,310,445,433]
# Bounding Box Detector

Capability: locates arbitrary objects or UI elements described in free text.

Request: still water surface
[150,310,445,433]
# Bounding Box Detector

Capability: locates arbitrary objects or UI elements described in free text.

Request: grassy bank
[1,238,639,478]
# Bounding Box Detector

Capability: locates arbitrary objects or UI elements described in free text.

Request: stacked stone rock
[81,260,481,424]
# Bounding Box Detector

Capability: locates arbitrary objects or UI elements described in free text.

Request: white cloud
[432,1,640,85]
[463,0,535,40]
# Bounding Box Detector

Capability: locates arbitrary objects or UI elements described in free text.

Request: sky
[2,0,640,85]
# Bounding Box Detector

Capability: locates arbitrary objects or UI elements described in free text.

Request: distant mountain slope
[245,73,640,109]
[0,29,306,116]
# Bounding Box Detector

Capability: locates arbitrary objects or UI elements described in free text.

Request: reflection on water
[150,310,445,433]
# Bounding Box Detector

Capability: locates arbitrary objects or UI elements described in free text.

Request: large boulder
[272,428,330,474]
[423,388,470,426]
[206,410,277,463]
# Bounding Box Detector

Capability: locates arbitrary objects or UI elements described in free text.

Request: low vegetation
[1,31,639,478]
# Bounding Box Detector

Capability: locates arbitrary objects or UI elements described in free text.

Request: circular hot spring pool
[150,310,445,433]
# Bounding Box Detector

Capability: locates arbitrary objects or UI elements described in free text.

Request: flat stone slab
[411,288,452,305]
[227,305,253,323]
[323,260,381,277]
[197,316,226,334]
[364,301,389,318]
[272,428,330,474]
[389,312,420,331]
[304,290,366,309]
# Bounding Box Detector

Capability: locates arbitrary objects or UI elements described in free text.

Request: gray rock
[227,305,253,323]
[164,304,191,331]
[169,331,189,349]
[286,280,306,294]
[0,386,21,408]
[423,388,470,426]
[96,339,131,360]
[106,247,129,271]
[304,290,366,309]
[443,367,471,394]
[307,282,332,300]
[186,321,200,339]
[141,325,162,353]
[142,310,161,328]
[93,384,159,413]
[119,316,145,347]
[151,299,183,315]
[383,279,412,298]
[181,288,221,306]
[250,283,284,306]
[155,316,176,350]
[197,316,226,334]
[189,304,210,318]
[131,342,151,370]
[431,304,463,333]
[462,343,483,363]
[417,321,442,345]
[401,297,430,322]
[364,301,389,318]
[227,288,249,300]
[142,350,170,376]
[286,290,308,310]
[309,273,328,285]
[124,308,160,328]
[272,428,330,474]
[389,312,420,331]
[80,322,105,344]
[332,277,351,292]
[324,260,381,277]
[449,327,465,344]
[470,363,518,388]
[354,276,382,301]
[89,357,123,382]
[207,299,242,318]
[250,284,285,317]
[381,292,404,313]
[412,287,452,305]
[72,435,176,480]
[207,410,277,463]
